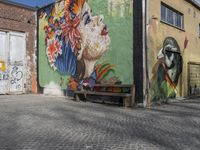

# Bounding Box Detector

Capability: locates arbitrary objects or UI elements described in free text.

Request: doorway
[0,31,26,94]
[188,62,200,96]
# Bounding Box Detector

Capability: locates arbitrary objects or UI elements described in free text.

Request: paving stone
[0,95,199,150]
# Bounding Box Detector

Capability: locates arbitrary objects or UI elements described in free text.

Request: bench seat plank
[74,91,132,97]
[94,84,132,88]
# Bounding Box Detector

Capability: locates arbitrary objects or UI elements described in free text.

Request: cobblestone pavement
[0,95,199,150]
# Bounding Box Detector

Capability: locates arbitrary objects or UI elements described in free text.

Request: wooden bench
[74,84,135,107]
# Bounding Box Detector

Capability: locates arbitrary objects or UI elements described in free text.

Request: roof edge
[0,0,37,11]
[37,1,58,11]
[186,0,200,10]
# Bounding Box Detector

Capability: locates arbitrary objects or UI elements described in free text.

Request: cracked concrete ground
[0,94,199,150]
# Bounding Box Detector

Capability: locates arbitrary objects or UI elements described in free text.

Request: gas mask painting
[150,37,183,102]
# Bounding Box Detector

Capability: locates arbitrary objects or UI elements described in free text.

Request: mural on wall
[39,0,133,90]
[150,37,183,102]
[39,0,117,91]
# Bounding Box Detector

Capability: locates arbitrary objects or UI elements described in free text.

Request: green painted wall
[38,0,133,89]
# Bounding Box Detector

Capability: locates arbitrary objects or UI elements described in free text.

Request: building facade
[136,0,200,105]
[0,1,37,94]
[2,0,200,106]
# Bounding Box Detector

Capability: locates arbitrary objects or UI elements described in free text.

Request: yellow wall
[148,0,200,98]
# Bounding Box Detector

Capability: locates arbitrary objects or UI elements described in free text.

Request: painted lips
[101,25,108,36]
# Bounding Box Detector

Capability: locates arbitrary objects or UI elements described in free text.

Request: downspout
[143,0,150,107]
[34,9,38,93]
[36,7,43,93]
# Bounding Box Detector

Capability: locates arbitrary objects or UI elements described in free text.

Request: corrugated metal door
[8,32,26,94]
[188,62,200,96]
[0,31,26,94]
[0,31,9,94]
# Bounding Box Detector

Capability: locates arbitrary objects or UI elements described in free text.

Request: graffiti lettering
[0,72,9,81]
[10,65,23,91]
[10,66,23,84]
[15,84,22,90]
[0,60,6,72]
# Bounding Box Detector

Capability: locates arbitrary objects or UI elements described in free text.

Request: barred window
[161,3,184,29]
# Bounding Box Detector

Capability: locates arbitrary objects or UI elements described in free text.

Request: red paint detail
[101,25,108,36]
[97,65,115,81]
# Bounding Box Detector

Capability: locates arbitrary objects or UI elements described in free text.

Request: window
[161,3,184,29]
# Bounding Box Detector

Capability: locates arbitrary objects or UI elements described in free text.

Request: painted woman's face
[77,2,111,61]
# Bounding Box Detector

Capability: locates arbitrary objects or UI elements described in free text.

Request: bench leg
[123,97,131,107]
[75,93,87,102]
[75,94,81,101]
[83,93,87,102]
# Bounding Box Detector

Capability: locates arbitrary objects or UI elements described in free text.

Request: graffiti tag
[10,66,23,90]
[10,66,23,84]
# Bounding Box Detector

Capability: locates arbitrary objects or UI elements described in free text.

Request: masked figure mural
[40,0,113,91]
[150,37,183,102]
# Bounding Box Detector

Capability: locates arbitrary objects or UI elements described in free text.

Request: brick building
[0,1,37,94]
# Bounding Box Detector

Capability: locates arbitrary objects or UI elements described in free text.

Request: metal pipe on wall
[143,0,150,107]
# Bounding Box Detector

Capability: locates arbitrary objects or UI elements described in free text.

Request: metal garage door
[0,32,9,94]
[188,62,200,96]
[0,31,26,94]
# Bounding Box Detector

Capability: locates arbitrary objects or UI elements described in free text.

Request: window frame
[160,2,184,31]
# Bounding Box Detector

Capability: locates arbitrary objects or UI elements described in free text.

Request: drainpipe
[143,0,150,107]
[36,7,43,94]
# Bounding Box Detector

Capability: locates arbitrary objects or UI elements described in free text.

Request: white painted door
[0,32,9,94]
[8,32,26,94]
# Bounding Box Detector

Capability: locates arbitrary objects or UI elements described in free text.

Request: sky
[8,0,200,7]
[9,0,56,7]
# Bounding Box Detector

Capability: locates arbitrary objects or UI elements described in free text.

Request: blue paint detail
[54,42,77,76]
[59,17,65,24]
[90,71,97,80]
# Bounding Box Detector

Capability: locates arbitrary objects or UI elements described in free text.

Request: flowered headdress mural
[40,0,113,90]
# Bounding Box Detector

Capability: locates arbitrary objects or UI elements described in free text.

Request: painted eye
[84,16,91,25]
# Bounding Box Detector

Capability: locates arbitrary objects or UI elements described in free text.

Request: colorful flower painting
[39,0,115,91]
